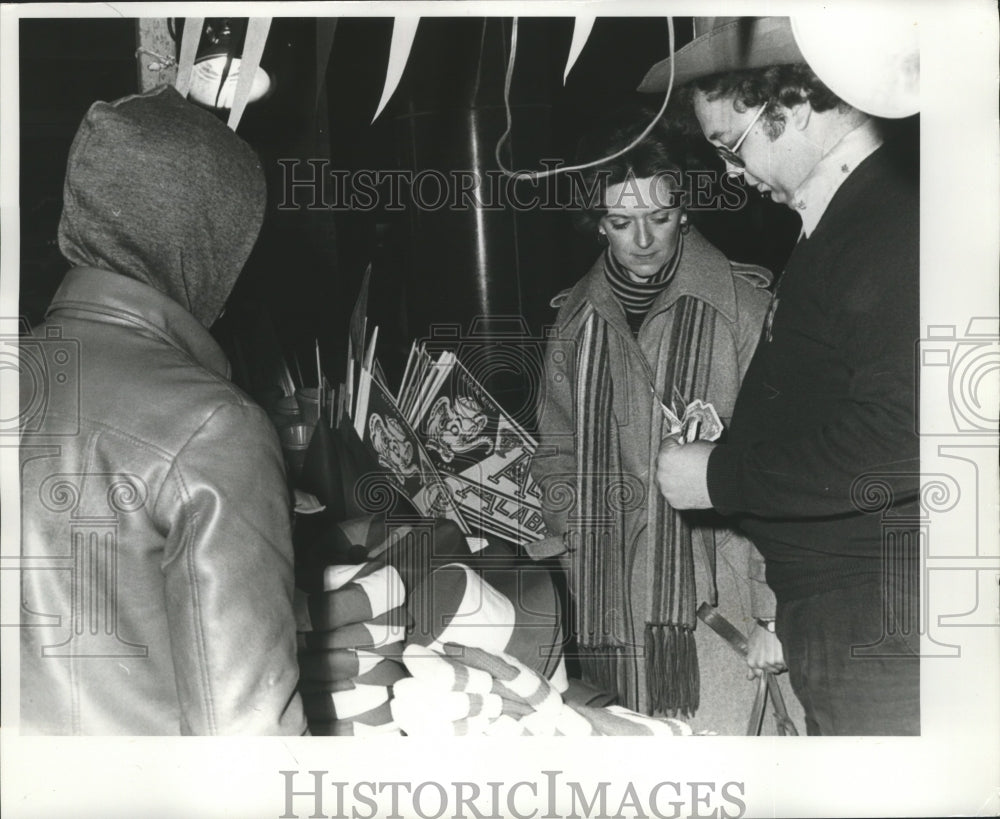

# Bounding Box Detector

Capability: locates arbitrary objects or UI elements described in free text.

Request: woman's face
[600,174,684,281]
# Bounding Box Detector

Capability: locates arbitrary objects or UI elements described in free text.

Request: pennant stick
[353,368,372,440]
[349,264,372,366]
[278,357,296,398]
[346,344,355,419]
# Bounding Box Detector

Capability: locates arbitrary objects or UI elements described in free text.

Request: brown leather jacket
[19,268,307,735]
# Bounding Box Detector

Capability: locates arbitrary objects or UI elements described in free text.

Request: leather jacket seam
[161,416,218,734]
[156,403,280,570]
[155,404,226,570]
[50,296,234,384]
[52,300,180,350]
[182,506,218,735]
[75,415,176,463]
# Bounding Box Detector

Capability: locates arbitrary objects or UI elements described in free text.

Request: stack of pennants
[340,269,547,548]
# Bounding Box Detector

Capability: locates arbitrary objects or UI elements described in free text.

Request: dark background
[18,16,857,421]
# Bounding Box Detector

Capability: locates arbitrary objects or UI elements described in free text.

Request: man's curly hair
[678,63,849,140]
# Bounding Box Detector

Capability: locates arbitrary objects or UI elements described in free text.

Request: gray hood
[58,85,266,327]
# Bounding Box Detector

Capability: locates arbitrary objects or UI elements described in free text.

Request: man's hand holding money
[656,437,714,509]
[654,395,720,510]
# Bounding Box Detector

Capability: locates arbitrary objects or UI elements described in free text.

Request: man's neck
[811,108,871,158]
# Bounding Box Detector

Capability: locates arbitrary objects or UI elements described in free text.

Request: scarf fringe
[577,645,624,704]
[645,623,699,718]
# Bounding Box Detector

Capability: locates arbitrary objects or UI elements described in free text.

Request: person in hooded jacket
[18,86,307,735]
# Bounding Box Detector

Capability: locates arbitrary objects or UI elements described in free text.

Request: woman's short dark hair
[572,106,705,236]
[687,63,848,139]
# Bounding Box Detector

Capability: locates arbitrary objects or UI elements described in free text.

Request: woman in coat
[531,112,795,733]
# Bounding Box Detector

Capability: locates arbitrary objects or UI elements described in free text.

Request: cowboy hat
[639,15,919,118]
[638,17,804,92]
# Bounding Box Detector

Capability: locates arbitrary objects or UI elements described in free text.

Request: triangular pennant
[563,16,596,84]
[372,17,420,123]
[174,17,205,97]
[228,17,272,130]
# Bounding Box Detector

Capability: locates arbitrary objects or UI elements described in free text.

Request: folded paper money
[656,392,724,443]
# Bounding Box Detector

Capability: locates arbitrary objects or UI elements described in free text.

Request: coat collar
[789,118,884,238]
[557,226,742,332]
[46,267,231,379]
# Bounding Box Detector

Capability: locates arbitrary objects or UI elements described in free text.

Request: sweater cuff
[706,443,743,517]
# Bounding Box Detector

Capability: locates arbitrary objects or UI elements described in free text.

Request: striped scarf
[569,291,715,717]
[603,237,684,335]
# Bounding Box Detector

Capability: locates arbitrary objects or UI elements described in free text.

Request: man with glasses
[712,101,768,170]
[639,18,920,735]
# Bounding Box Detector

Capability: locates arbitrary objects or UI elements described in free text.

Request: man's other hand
[746,624,787,680]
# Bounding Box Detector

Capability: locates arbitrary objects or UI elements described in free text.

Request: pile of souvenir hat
[392,641,691,737]
[295,515,570,735]
[297,557,409,735]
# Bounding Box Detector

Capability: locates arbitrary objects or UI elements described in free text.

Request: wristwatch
[755,617,776,633]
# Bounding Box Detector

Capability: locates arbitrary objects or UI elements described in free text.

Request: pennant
[174,17,205,97]
[372,17,420,123]
[228,17,272,130]
[563,17,596,84]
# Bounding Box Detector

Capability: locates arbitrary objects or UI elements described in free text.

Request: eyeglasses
[715,103,768,169]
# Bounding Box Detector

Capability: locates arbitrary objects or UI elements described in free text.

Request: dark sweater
[707,145,920,602]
